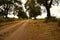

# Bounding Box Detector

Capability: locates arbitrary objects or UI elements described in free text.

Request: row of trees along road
[0,0,28,19]
[37,0,60,19]
[0,0,60,19]
[25,0,41,19]
[25,0,60,19]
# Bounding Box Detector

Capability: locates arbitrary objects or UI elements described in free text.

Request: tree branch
[49,0,53,8]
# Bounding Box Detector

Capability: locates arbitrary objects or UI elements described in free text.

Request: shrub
[0,17,20,23]
[45,16,57,22]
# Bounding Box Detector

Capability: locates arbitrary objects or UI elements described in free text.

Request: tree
[0,0,28,19]
[36,0,60,19]
[0,8,4,16]
[17,7,28,19]
[0,0,14,18]
[13,0,28,19]
[18,11,28,19]
[25,0,41,19]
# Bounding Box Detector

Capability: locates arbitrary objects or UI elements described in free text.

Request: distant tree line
[0,0,60,19]
[25,0,60,19]
[25,0,41,19]
[0,0,28,19]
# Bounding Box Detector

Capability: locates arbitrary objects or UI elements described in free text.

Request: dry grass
[0,19,60,40]
[23,20,60,40]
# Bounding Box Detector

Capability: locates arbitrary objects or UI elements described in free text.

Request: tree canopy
[0,0,60,19]
[0,0,28,19]
[25,0,41,19]
[36,0,60,18]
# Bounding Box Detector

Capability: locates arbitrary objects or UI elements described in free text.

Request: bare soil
[0,20,60,40]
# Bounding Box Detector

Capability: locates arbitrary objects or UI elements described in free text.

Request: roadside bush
[45,16,57,22]
[57,18,60,27]
[0,17,5,23]
[0,17,20,23]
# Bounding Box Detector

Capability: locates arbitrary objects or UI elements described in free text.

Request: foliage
[0,0,14,18]
[37,0,60,19]
[25,0,41,19]
[17,10,28,19]
[0,17,13,23]
[0,16,22,23]
[45,16,57,22]
[0,0,28,19]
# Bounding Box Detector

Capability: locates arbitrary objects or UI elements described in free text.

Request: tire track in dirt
[0,20,27,40]
[4,20,30,40]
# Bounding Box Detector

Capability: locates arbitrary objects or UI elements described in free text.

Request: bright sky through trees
[22,0,60,19]
[8,0,60,19]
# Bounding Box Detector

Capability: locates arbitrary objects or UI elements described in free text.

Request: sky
[8,0,60,19]
[37,5,60,19]
[21,0,60,19]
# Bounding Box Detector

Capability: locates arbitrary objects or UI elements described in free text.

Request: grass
[0,17,23,27]
[24,19,60,40]
[0,18,60,40]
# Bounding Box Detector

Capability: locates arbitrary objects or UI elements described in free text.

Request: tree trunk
[5,14,8,18]
[29,16,31,19]
[34,17,36,19]
[46,7,51,18]
[5,10,8,18]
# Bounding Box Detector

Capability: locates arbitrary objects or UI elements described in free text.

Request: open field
[0,19,60,40]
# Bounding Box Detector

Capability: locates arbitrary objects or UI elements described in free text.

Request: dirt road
[0,20,60,40]
[0,20,29,40]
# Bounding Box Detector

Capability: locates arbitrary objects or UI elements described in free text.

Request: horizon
[8,0,60,19]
